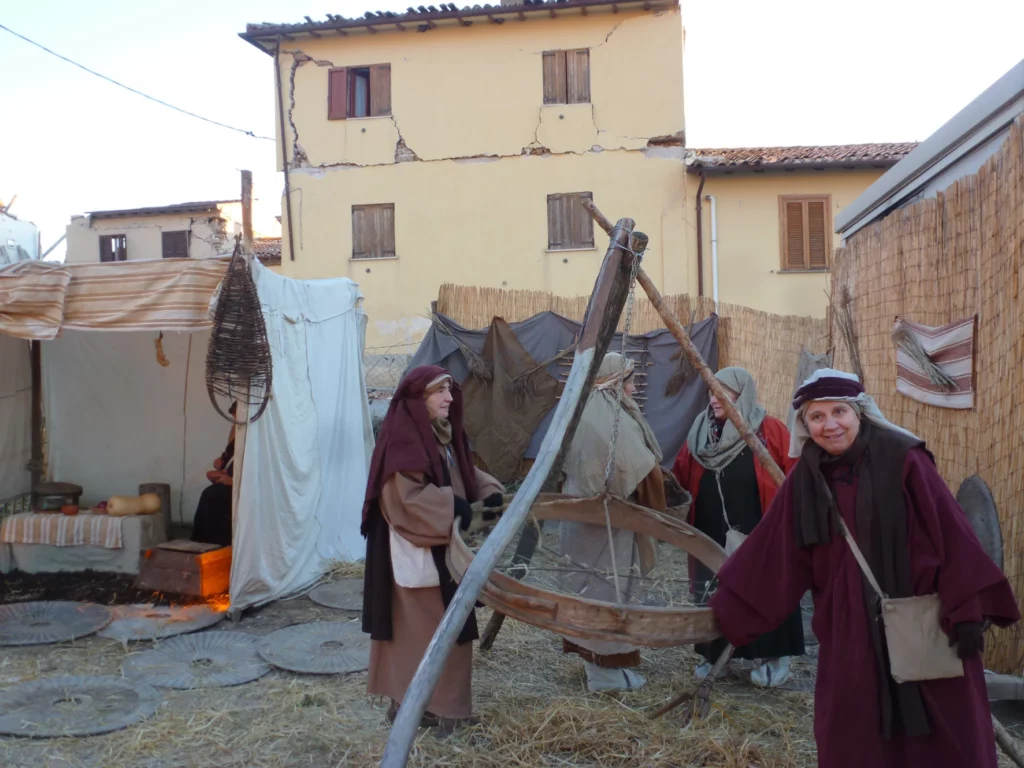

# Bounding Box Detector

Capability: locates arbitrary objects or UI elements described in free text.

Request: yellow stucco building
[684,144,916,318]
[240,2,914,350]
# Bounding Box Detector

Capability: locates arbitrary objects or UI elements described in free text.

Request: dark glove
[482,492,504,509]
[949,620,985,659]
[453,496,473,531]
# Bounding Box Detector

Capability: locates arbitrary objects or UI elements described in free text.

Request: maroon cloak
[710,448,1019,767]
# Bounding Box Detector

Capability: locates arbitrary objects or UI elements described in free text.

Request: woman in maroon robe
[709,369,1019,767]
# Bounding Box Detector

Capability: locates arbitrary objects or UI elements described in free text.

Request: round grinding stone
[122,631,270,689]
[0,602,111,647]
[98,603,225,642]
[308,579,363,612]
[0,676,161,737]
[257,621,370,675]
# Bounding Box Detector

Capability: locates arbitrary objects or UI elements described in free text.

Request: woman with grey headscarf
[672,367,803,687]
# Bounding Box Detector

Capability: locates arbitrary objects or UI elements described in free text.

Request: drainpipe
[706,194,719,304]
[694,172,706,297]
[276,40,297,262]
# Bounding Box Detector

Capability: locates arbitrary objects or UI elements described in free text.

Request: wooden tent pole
[582,199,785,486]
[380,218,639,768]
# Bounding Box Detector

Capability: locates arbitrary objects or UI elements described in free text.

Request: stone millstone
[122,631,270,689]
[258,621,370,675]
[956,475,1004,570]
[0,602,111,647]
[98,603,225,642]
[308,578,363,612]
[0,676,160,737]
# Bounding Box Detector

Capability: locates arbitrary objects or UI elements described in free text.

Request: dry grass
[1,597,821,768]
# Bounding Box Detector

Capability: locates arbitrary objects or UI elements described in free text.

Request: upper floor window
[161,230,189,259]
[99,234,127,262]
[329,65,391,120]
[779,195,831,271]
[547,192,595,251]
[352,203,396,260]
[542,49,590,105]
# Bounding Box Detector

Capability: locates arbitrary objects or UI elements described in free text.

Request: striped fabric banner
[894,316,976,409]
[1,512,123,548]
[0,261,72,340]
[0,258,228,340]
[62,258,227,332]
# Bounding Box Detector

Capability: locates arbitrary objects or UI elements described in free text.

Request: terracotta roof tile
[254,237,282,265]
[240,0,675,50]
[687,143,918,172]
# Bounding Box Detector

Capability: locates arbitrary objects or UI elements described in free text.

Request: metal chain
[600,230,644,608]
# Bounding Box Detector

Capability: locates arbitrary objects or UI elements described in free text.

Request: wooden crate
[135,540,231,597]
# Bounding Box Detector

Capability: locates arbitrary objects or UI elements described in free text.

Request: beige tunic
[367,453,502,719]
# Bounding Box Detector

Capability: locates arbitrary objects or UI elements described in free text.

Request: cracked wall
[282,149,689,349]
[277,8,684,169]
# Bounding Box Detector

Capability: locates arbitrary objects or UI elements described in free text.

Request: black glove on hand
[482,492,504,509]
[453,496,474,531]
[949,620,985,659]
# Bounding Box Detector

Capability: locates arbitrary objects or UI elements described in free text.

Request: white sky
[2,0,1022,260]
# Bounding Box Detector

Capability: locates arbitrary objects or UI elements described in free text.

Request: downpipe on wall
[706,194,719,304]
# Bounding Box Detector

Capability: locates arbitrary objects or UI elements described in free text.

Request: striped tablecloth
[1,513,124,549]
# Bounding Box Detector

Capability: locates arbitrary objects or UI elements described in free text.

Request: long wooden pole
[380,219,638,768]
[582,199,785,486]
[29,340,42,489]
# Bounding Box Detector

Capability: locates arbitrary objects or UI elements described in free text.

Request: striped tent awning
[0,258,228,340]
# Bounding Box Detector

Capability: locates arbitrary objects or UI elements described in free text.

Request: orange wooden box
[135,540,231,597]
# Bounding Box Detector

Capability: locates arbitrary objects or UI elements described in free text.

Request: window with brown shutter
[161,230,189,259]
[778,195,832,271]
[547,192,595,250]
[99,234,127,262]
[328,64,392,120]
[352,204,396,260]
[542,50,590,105]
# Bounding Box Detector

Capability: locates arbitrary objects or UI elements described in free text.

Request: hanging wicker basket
[447,492,727,648]
[205,241,273,424]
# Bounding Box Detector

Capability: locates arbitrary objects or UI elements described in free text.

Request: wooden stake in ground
[380,217,640,768]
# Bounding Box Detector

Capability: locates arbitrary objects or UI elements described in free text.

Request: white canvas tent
[0,258,373,611]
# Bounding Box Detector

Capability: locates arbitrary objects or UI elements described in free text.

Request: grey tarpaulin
[407,311,719,469]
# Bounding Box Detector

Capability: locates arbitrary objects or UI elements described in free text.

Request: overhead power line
[0,22,273,141]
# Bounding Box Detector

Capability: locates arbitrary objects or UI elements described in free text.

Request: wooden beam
[241,170,254,264]
[582,198,785,486]
[381,216,639,768]
[29,340,42,489]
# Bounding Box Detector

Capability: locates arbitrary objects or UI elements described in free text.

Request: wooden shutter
[779,196,831,270]
[570,192,594,248]
[352,206,375,259]
[542,51,567,104]
[161,230,188,259]
[807,200,829,269]
[567,49,590,104]
[99,234,127,262]
[377,204,396,258]
[547,194,567,250]
[784,201,806,269]
[370,64,391,117]
[328,68,348,120]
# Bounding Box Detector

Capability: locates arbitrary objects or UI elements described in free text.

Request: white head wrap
[789,368,920,458]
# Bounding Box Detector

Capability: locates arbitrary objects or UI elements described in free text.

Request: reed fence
[830,118,1024,673]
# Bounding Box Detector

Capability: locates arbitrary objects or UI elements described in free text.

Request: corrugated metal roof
[240,0,675,51]
[687,143,918,173]
[87,201,239,220]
